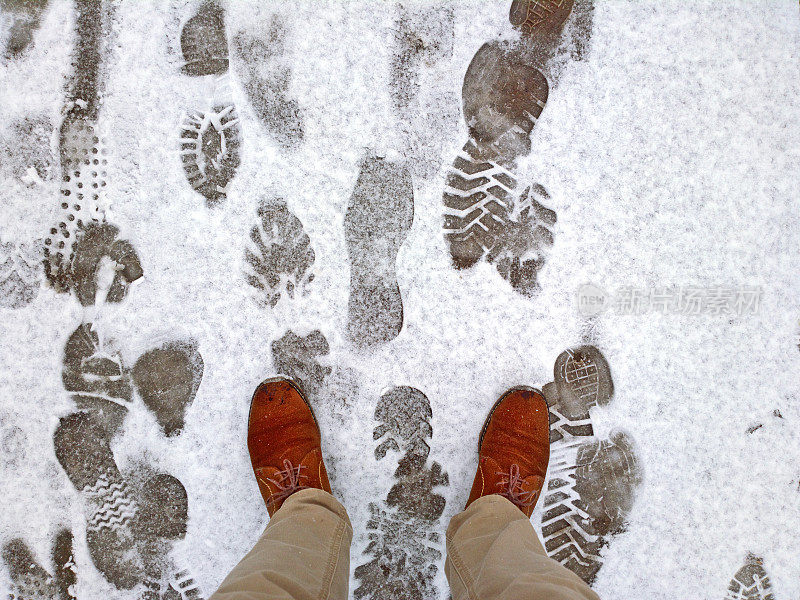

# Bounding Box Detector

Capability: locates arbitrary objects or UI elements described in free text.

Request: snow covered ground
[1,1,799,599]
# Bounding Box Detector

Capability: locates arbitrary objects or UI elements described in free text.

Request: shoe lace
[257,459,309,508]
[496,463,539,508]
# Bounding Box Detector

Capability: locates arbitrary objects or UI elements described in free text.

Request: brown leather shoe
[466,387,550,517]
[248,377,331,516]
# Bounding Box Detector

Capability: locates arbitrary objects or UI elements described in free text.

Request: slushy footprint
[354,386,449,600]
[541,431,643,583]
[390,4,454,116]
[345,156,413,348]
[232,13,304,150]
[2,529,76,600]
[132,339,204,438]
[179,1,241,206]
[372,386,433,461]
[58,326,206,593]
[443,41,558,296]
[539,346,643,585]
[244,197,316,308]
[551,345,614,425]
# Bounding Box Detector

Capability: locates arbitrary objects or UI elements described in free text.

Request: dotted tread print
[271,330,332,398]
[538,347,643,585]
[232,15,304,150]
[725,554,775,600]
[45,0,109,291]
[354,387,449,600]
[0,240,42,309]
[45,116,110,293]
[244,198,315,308]
[2,529,76,600]
[179,102,241,206]
[53,413,143,590]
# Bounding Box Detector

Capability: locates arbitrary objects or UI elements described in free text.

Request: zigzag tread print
[53,412,143,589]
[537,346,643,585]
[83,474,137,532]
[443,140,556,296]
[443,140,517,264]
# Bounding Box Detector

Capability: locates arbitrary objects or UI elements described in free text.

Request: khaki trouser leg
[445,495,600,600]
[209,488,352,600]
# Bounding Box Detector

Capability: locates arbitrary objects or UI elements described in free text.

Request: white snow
[1,1,799,599]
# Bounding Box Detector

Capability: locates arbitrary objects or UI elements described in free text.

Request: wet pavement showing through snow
[1,1,799,599]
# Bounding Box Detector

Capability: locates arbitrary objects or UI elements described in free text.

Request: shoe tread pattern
[244,198,316,308]
[539,347,643,585]
[354,387,449,600]
[725,554,775,600]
